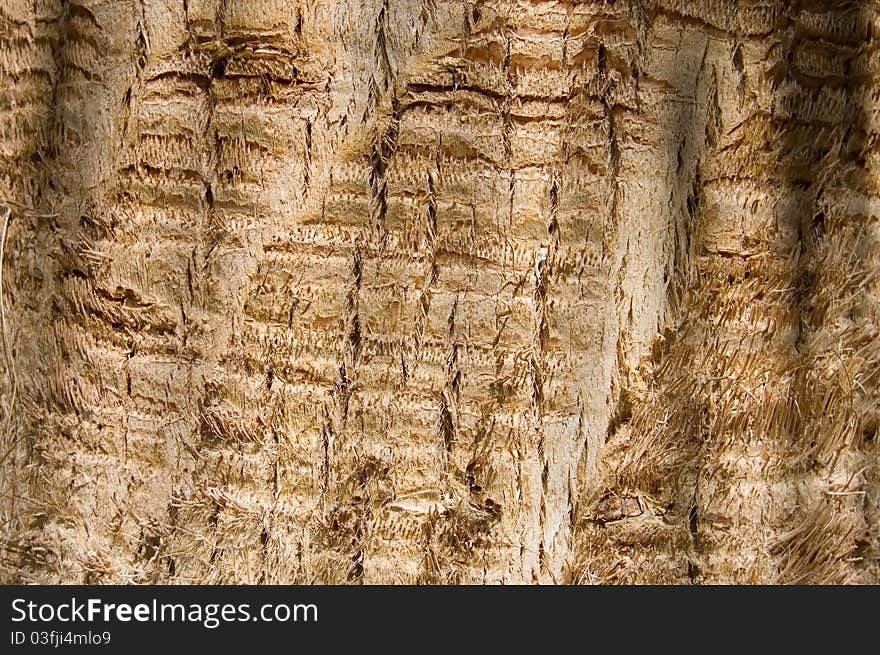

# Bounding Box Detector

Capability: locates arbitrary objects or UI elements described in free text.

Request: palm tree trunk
[1,0,877,584]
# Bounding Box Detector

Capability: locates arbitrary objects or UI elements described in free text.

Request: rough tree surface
[1,0,878,584]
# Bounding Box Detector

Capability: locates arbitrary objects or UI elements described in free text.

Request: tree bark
[1,0,878,584]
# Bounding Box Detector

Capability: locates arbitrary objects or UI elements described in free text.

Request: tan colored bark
[0,0,878,584]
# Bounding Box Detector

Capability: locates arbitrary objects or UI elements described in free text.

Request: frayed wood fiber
[0,0,878,584]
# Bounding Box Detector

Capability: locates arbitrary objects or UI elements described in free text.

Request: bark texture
[1,0,878,584]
